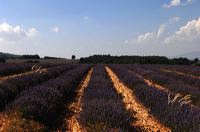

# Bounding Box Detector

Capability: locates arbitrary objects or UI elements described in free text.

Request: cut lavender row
[109,64,200,131]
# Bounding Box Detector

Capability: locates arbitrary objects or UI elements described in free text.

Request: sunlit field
[0,63,200,131]
[1,0,200,131]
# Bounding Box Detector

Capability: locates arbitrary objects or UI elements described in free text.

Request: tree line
[80,55,199,65]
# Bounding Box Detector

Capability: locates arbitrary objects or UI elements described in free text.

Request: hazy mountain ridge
[0,52,21,59]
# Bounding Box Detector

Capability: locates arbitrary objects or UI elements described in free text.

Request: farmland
[0,63,200,131]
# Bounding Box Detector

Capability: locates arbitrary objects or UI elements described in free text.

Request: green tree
[72,55,76,60]
[194,58,199,63]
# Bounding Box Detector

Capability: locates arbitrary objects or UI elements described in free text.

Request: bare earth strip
[0,113,9,132]
[128,70,170,93]
[161,68,200,80]
[106,67,171,132]
[62,68,93,132]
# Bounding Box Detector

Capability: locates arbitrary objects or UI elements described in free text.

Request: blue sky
[0,0,200,58]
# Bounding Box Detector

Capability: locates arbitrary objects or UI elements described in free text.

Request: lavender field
[0,63,200,131]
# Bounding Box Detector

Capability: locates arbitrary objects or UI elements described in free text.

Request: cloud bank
[0,22,37,42]
[137,24,166,43]
[165,17,200,44]
[136,17,200,46]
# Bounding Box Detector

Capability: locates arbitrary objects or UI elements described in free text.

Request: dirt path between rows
[106,67,171,132]
[58,68,93,132]
[0,113,9,132]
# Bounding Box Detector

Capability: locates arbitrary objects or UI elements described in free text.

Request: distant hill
[176,51,200,60]
[0,52,21,59]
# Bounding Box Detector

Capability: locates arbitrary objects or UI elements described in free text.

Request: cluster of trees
[0,52,78,63]
[44,56,63,59]
[80,55,198,65]
[20,55,75,60]
[172,58,191,65]
[20,55,40,59]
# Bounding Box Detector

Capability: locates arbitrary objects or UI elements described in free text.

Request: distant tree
[72,55,76,60]
[0,58,6,63]
[194,58,199,63]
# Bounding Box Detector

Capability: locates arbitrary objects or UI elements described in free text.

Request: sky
[0,0,200,58]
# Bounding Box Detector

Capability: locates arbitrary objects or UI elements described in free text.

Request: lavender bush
[140,65,200,88]
[8,65,91,126]
[79,65,136,131]
[109,64,200,131]
[161,65,200,77]
[126,65,200,106]
[0,63,60,77]
[0,64,77,110]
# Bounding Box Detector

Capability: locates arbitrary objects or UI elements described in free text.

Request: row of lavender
[159,64,200,77]
[5,64,91,130]
[125,65,200,106]
[0,64,77,110]
[78,65,135,131]
[0,63,60,77]
[141,64,200,88]
[109,64,200,131]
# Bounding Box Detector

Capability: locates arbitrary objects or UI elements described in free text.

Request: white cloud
[164,17,200,44]
[137,24,166,43]
[157,24,166,38]
[163,0,181,8]
[83,16,89,20]
[26,28,38,37]
[169,17,181,24]
[51,27,59,33]
[137,32,155,43]
[0,22,37,42]
[163,0,192,8]
[124,40,129,44]
[136,17,200,46]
